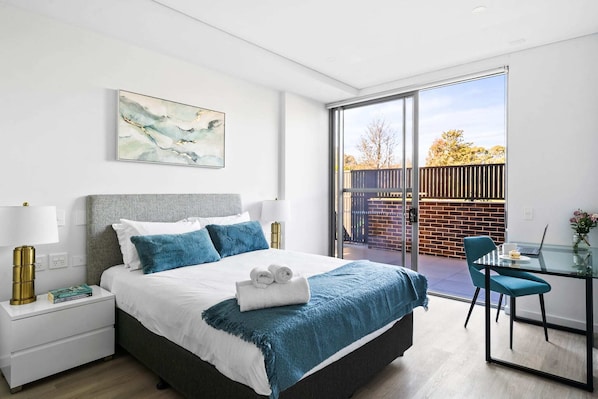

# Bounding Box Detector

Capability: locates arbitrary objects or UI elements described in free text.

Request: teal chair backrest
[464,236,497,288]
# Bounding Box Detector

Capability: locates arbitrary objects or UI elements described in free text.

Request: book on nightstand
[48,284,93,303]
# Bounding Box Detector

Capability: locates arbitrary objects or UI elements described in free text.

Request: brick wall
[367,199,505,259]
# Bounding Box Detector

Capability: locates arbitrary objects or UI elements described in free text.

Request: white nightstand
[0,285,115,393]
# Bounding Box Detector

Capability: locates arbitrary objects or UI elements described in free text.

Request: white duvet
[101,249,398,396]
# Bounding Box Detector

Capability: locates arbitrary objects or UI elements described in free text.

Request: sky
[343,74,506,166]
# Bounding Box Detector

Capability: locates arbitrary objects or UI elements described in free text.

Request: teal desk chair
[463,236,551,349]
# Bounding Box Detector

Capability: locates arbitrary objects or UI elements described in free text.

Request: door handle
[408,207,418,223]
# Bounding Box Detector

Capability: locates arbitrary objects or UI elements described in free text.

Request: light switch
[523,207,533,220]
[56,209,66,226]
[71,254,86,267]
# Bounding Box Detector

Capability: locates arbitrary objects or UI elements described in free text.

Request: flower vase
[573,233,590,251]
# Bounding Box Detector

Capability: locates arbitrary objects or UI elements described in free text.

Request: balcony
[341,163,505,304]
[343,244,500,304]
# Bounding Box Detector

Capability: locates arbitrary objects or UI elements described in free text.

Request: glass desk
[474,245,595,392]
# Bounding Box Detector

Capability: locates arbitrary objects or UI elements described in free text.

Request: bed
[86,193,426,399]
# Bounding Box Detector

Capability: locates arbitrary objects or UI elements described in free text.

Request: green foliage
[425,129,505,166]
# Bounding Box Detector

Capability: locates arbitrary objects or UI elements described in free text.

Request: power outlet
[35,254,48,271]
[49,253,68,269]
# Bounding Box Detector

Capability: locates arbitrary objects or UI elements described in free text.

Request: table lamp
[0,203,59,305]
[261,199,291,249]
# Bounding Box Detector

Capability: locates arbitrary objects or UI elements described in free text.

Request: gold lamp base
[270,222,281,249]
[10,245,37,305]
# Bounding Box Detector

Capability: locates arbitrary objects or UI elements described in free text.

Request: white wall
[282,93,330,254]
[0,5,329,309]
[505,34,598,329]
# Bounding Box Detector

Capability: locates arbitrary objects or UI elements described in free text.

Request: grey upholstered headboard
[86,193,242,285]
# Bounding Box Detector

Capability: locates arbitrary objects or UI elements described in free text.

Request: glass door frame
[331,91,420,272]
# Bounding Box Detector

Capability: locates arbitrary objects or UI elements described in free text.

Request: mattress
[100,249,399,396]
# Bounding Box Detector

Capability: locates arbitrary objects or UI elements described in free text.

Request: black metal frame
[465,286,548,351]
[484,265,594,392]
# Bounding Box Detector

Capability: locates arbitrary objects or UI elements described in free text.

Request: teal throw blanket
[202,260,428,399]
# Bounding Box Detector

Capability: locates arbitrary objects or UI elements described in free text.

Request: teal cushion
[206,221,269,258]
[131,228,221,274]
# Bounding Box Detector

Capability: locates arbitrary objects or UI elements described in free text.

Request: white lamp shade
[0,205,59,247]
[261,200,291,222]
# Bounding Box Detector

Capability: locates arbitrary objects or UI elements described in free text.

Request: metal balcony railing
[345,163,504,200]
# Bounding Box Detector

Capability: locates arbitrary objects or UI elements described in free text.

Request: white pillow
[183,211,250,226]
[112,219,202,270]
[112,222,128,266]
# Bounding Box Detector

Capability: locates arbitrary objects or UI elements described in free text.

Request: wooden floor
[1,296,596,399]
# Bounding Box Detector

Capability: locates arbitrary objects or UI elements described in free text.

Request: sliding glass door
[332,93,419,271]
[330,71,506,303]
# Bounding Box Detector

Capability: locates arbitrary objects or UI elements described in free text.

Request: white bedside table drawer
[11,299,115,352]
[9,326,114,388]
[0,286,115,391]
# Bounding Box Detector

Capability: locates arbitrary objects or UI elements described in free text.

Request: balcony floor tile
[342,244,501,305]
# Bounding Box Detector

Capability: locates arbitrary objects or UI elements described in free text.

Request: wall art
[118,90,225,168]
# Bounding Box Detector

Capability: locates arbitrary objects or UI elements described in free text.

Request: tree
[485,145,506,164]
[343,154,358,170]
[356,117,399,169]
[426,129,472,166]
[425,129,505,166]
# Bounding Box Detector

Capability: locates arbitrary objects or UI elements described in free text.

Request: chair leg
[539,294,549,341]
[496,294,503,322]
[510,297,515,349]
[464,287,481,328]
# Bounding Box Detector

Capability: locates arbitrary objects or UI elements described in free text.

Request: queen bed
[86,193,427,399]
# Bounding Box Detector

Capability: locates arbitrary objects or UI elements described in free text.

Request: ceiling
[3,0,598,103]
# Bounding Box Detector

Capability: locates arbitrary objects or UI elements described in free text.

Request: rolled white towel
[249,266,274,288]
[268,263,294,284]
[236,277,311,312]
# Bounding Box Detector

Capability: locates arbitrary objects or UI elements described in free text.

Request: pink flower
[571,209,598,234]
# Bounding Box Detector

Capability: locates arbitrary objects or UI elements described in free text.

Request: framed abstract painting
[117,90,225,168]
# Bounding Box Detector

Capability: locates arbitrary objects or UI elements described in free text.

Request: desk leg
[485,265,491,362]
[586,276,594,391]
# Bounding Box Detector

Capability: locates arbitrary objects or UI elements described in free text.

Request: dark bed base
[116,308,413,399]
